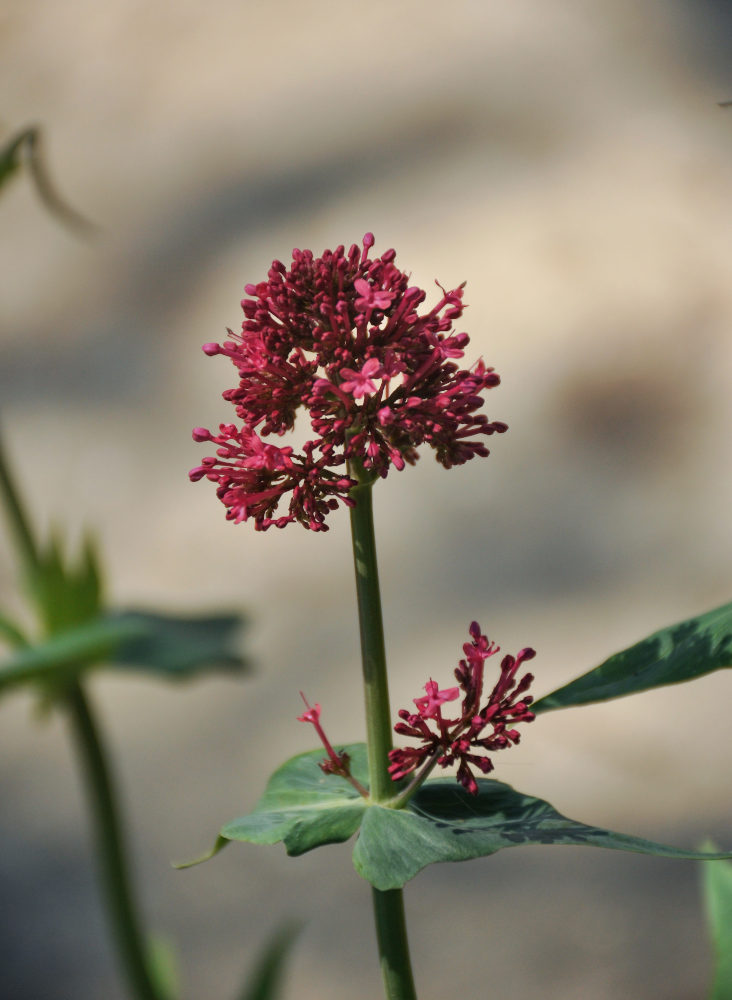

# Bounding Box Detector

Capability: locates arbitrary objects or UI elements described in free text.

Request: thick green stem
[347,474,393,802]
[348,469,417,1000]
[371,888,417,1000]
[65,682,164,1000]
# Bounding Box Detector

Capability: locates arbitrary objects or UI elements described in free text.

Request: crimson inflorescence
[388,622,536,796]
[190,234,507,531]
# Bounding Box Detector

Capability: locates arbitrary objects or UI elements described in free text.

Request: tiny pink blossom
[354,277,396,313]
[339,358,383,399]
[296,694,321,726]
[413,680,460,720]
[297,693,369,797]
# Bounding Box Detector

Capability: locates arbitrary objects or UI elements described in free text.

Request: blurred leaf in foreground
[703,844,732,1000]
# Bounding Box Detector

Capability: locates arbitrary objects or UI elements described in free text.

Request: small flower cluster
[388,623,536,796]
[190,235,507,530]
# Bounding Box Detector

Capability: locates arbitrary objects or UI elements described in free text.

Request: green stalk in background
[0,432,166,1000]
[66,681,166,1000]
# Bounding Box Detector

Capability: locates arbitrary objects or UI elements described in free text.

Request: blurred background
[1,1,732,997]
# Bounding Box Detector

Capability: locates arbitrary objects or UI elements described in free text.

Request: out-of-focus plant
[185,234,732,1000]
[0,126,297,1000]
[0,425,252,1000]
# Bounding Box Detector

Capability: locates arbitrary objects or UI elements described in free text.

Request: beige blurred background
[1,1,732,997]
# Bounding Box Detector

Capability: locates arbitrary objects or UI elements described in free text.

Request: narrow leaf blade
[0,130,26,190]
[703,848,732,999]
[0,126,96,232]
[534,600,732,713]
[237,923,301,1000]
[146,936,179,1000]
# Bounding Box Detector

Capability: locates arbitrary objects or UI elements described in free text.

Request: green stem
[371,889,418,1000]
[348,468,417,1000]
[347,472,393,802]
[65,682,165,1000]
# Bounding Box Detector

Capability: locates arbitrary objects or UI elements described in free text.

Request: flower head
[191,235,507,530]
[388,623,536,796]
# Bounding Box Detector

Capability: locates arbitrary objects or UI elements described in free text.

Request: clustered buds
[388,623,536,796]
[190,235,506,530]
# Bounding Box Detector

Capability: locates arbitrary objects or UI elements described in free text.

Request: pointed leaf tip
[352,778,732,890]
[534,599,732,713]
[173,834,230,870]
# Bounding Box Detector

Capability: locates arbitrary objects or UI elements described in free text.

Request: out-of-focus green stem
[65,681,165,1000]
[348,462,417,1000]
[0,428,163,997]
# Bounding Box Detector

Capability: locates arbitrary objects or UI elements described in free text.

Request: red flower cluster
[190,235,506,531]
[388,623,536,796]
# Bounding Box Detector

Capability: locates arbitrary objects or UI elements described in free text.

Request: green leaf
[173,834,230,870]
[0,615,144,694]
[0,129,26,190]
[353,780,732,890]
[237,923,301,1000]
[220,745,368,857]
[0,611,30,648]
[0,609,247,696]
[534,600,732,714]
[0,125,96,232]
[703,845,732,999]
[105,609,247,678]
[26,530,104,634]
[190,744,731,890]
